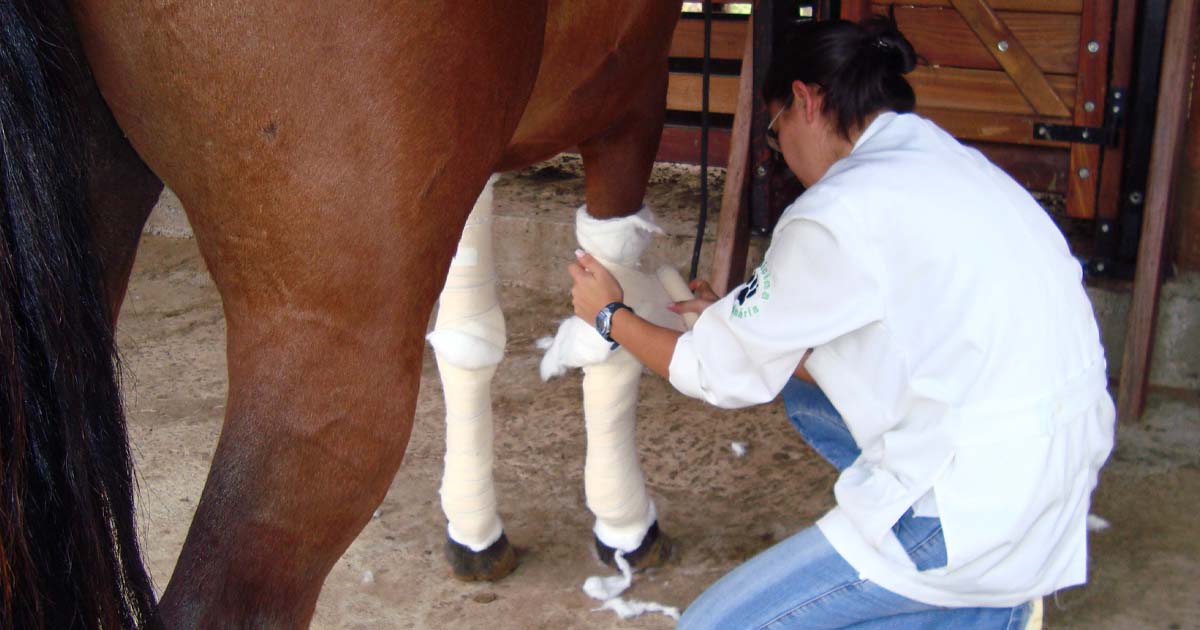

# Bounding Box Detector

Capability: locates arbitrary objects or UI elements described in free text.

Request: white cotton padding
[540,207,686,381]
[656,265,699,329]
[432,175,506,552]
[575,205,664,268]
[537,257,685,381]
[583,551,681,621]
[1086,514,1111,532]
[582,551,633,600]
[584,350,657,552]
[595,597,681,621]
[538,317,615,381]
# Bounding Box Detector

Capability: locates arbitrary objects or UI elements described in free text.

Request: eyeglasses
[765,97,792,154]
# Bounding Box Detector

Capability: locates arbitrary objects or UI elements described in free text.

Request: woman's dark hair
[764,16,918,139]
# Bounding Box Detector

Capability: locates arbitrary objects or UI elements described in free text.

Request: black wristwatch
[595,301,633,348]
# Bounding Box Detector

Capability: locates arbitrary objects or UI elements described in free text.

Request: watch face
[597,308,614,340]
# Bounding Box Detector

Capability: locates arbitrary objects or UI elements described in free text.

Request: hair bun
[862,17,917,75]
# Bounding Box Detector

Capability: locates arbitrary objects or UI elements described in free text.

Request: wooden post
[1117,0,1199,421]
[1178,43,1200,271]
[711,12,756,295]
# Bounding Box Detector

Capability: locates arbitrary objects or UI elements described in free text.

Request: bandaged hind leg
[427,176,506,552]
[540,205,685,553]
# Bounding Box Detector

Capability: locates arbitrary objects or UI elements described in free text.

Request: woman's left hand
[568,251,624,323]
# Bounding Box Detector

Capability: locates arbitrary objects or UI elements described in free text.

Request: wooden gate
[842,0,1118,219]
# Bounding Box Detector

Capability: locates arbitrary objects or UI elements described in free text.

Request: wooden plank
[949,0,1073,117]
[1064,0,1114,219]
[1066,144,1100,218]
[1118,0,1199,422]
[967,141,1070,193]
[916,107,1072,147]
[1095,0,1138,221]
[712,14,756,296]
[667,73,741,114]
[874,0,1082,12]
[908,66,1076,114]
[841,0,873,20]
[656,126,732,167]
[670,18,747,60]
[880,6,1080,74]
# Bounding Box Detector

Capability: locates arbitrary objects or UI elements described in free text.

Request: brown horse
[0,1,680,627]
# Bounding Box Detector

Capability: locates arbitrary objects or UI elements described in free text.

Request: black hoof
[445,532,519,582]
[594,521,674,571]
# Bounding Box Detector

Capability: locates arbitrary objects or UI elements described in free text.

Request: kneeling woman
[567,17,1114,630]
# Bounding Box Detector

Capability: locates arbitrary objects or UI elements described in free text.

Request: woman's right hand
[669,278,719,316]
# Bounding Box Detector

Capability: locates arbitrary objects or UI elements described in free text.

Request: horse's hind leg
[574,71,674,570]
[71,8,552,626]
[428,176,519,581]
[77,70,164,318]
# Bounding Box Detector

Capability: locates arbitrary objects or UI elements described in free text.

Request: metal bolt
[1084,101,1096,112]
[756,165,768,178]
[1037,126,1049,138]
[1114,90,1122,99]
[1081,129,1090,140]
[997,40,1009,52]
[1096,262,1106,273]
[1101,223,1111,233]
[1078,167,1091,179]
[1087,41,1100,53]
[1129,191,1143,204]
[1112,104,1122,114]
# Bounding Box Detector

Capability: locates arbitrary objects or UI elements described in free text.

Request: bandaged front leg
[539,205,686,553]
[427,175,506,552]
[583,350,657,551]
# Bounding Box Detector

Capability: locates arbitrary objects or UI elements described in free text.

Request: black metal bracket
[1033,122,1111,144]
[1032,87,1126,146]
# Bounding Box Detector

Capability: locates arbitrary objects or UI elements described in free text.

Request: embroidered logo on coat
[731,263,772,319]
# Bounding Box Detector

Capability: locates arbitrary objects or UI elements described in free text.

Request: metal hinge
[1032,87,1125,146]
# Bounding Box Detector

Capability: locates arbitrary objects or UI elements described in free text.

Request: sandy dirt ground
[118,162,1199,629]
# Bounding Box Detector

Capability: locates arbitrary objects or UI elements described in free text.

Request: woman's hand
[568,251,624,323]
[669,278,719,317]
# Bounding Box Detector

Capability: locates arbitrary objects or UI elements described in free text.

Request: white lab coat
[669,112,1115,607]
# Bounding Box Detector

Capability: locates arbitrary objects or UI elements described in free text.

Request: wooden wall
[659,2,1091,206]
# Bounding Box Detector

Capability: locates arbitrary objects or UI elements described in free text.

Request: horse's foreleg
[581,349,673,568]
[427,177,519,581]
[572,68,675,569]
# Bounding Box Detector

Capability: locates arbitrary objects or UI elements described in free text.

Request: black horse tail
[0,1,159,628]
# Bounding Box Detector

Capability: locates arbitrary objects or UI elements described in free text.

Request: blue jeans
[678,379,1031,629]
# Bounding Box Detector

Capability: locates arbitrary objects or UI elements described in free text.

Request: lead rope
[688,0,713,281]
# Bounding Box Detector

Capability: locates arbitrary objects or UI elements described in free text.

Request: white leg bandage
[427,175,505,551]
[539,205,687,551]
[583,349,657,551]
